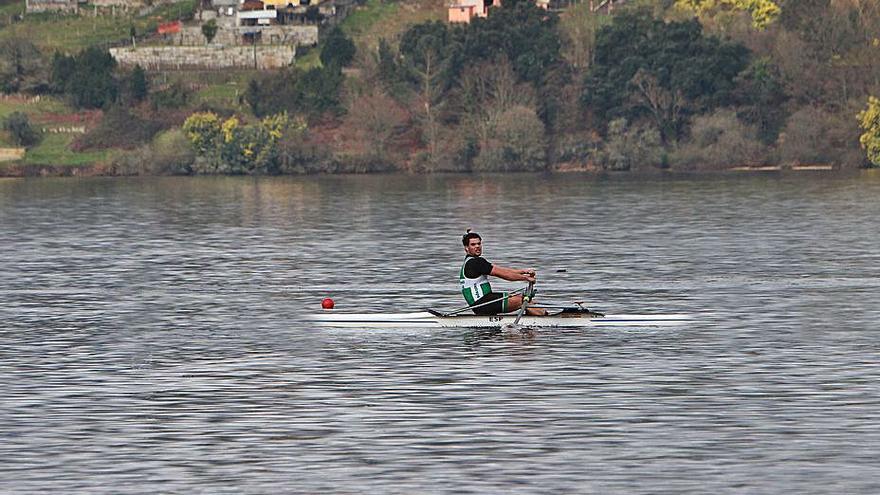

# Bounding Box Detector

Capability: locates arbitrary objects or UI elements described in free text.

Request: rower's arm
[490,265,536,283]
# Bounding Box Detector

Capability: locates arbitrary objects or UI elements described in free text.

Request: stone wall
[170,24,319,47]
[25,0,78,13]
[91,0,144,6]
[110,45,296,70]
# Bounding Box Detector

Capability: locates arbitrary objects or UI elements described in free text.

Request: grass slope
[0,0,197,52]
[0,0,443,170]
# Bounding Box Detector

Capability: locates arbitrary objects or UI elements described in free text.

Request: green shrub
[857,96,880,166]
[72,107,163,151]
[244,66,343,119]
[201,19,218,44]
[108,129,194,175]
[670,109,766,169]
[472,105,546,172]
[128,65,148,103]
[0,38,49,94]
[554,133,602,165]
[599,118,664,171]
[183,111,289,174]
[320,27,355,68]
[50,47,118,109]
[2,111,41,147]
[778,104,863,168]
[151,82,191,110]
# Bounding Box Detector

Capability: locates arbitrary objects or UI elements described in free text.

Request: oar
[512,280,535,326]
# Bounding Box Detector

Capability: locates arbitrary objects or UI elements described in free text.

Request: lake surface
[1,172,879,494]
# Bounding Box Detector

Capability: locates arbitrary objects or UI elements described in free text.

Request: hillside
[1,0,879,175]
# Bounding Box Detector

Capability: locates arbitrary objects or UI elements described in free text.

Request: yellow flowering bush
[182,111,291,174]
[261,112,289,141]
[221,116,240,144]
[182,112,222,154]
[857,96,880,167]
[676,0,781,29]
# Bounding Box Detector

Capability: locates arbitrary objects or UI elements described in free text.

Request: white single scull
[309,308,691,328]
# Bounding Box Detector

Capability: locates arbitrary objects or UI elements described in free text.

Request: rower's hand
[522,269,537,282]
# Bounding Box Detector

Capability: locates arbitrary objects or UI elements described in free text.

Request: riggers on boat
[310,283,690,329]
[308,306,691,329]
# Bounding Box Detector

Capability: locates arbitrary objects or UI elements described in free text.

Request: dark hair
[461,229,481,246]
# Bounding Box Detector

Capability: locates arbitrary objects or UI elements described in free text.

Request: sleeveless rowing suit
[460,255,508,315]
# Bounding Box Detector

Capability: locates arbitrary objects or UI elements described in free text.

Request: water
[1,172,879,493]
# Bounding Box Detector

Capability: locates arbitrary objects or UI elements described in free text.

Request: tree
[557,1,607,72]
[471,0,562,86]
[399,21,457,92]
[343,90,408,160]
[458,59,536,152]
[0,38,48,94]
[472,105,546,171]
[304,5,321,23]
[582,9,750,142]
[50,52,76,94]
[776,0,868,107]
[601,118,664,171]
[244,79,265,116]
[320,27,355,68]
[777,105,861,168]
[150,81,190,110]
[51,47,118,109]
[857,96,880,167]
[244,66,343,119]
[2,111,41,147]
[298,65,344,116]
[670,110,764,169]
[201,19,218,44]
[375,38,402,92]
[130,65,148,103]
[399,22,457,163]
[731,57,788,144]
[629,69,685,144]
[675,0,781,29]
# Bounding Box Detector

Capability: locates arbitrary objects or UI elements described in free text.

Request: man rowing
[460,230,547,316]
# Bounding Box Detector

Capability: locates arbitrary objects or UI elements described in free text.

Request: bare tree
[473,105,547,172]
[558,2,605,72]
[408,41,447,163]
[0,38,47,94]
[344,90,409,161]
[630,69,684,144]
[458,58,536,150]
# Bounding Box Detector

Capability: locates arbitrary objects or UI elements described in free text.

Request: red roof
[240,0,265,10]
[157,21,181,34]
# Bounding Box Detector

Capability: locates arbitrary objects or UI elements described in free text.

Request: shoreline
[0,162,863,178]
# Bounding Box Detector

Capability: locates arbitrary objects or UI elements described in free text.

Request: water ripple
[1,173,880,493]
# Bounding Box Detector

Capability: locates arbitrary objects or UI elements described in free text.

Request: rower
[460,230,547,316]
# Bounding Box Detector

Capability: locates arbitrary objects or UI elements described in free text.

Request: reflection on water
[2,172,880,494]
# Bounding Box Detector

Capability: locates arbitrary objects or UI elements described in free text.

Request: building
[448,0,548,24]
[448,0,498,23]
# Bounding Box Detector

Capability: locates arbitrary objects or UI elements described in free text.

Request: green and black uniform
[460,255,509,315]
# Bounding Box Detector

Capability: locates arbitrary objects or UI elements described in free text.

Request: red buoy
[321,298,335,309]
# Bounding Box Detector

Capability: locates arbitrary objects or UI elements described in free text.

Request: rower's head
[462,230,482,257]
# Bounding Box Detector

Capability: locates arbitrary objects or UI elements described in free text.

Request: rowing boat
[308,308,691,328]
